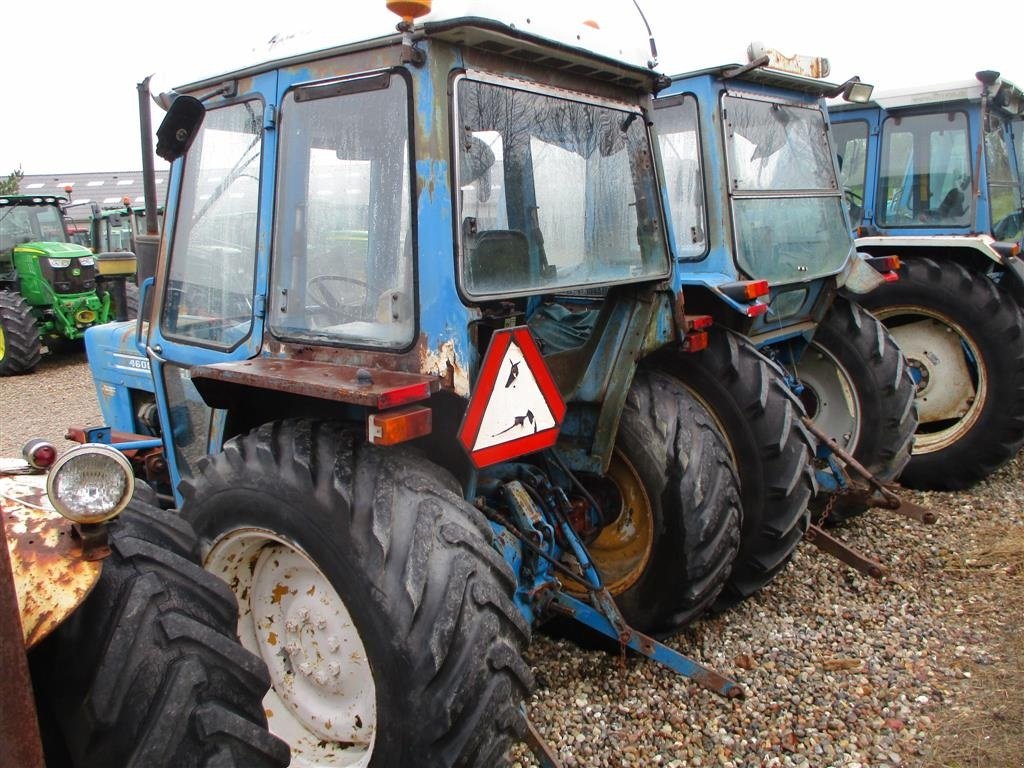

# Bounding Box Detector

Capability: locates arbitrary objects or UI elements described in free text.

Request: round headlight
[46,444,135,524]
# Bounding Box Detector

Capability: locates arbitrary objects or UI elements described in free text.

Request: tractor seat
[468,229,530,293]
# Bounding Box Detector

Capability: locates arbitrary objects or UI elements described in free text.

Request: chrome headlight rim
[46,443,135,524]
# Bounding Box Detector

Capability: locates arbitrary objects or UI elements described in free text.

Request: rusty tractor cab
[132,8,756,765]
[829,73,1024,490]
[0,442,288,767]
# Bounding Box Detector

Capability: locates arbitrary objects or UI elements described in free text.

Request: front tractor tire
[792,297,918,522]
[858,257,1024,490]
[30,498,290,768]
[652,328,815,611]
[586,370,742,635]
[180,420,533,768]
[0,289,42,375]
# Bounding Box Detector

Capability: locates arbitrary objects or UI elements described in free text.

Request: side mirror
[155,95,206,162]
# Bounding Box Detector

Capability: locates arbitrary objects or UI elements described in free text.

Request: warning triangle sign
[458,327,566,469]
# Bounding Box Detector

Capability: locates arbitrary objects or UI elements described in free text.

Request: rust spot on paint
[268,631,278,646]
[2,474,102,648]
[270,583,290,604]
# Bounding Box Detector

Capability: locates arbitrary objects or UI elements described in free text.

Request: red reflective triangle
[457,327,566,469]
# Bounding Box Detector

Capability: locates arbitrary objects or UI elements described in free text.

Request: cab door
[145,72,278,496]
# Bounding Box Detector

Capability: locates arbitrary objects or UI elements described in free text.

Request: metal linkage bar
[804,524,887,579]
[801,415,936,524]
[549,591,744,699]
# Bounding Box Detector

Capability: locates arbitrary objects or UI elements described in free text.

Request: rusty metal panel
[0,474,102,649]
[190,357,442,409]
[0,490,46,768]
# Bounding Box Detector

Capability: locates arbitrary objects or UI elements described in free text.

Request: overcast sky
[2,0,1018,175]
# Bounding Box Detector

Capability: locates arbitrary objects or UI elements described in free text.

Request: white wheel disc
[206,528,377,767]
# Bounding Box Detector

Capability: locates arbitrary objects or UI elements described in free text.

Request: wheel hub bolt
[327,661,341,677]
[285,619,299,633]
[299,662,314,677]
[284,642,301,655]
[316,614,328,630]
[327,635,340,652]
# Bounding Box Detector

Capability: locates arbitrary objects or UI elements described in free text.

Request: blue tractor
[648,47,919,541]
[78,7,780,764]
[829,73,1024,489]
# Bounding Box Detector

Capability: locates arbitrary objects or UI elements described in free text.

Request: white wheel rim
[873,306,986,455]
[206,528,377,768]
[795,342,861,452]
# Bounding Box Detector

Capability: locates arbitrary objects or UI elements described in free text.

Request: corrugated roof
[18,170,168,210]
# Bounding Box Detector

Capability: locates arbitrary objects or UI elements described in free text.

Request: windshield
[0,202,68,259]
[723,94,852,283]
[986,112,1024,242]
[456,76,669,298]
[653,94,707,260]
[270,71,414,349]
[161,99,262,350]
[877,111,972,228]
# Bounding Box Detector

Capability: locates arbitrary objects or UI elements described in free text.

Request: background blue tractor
[649,48,918,538]
[829,72,1024,489]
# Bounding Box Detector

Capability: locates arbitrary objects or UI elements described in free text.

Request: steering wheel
[307,274,369,318]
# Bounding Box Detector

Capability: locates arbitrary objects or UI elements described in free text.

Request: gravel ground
[0,348,103,457]
[2,355,1021,767]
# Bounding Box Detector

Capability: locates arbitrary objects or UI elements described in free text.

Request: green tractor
[0,194,137,375]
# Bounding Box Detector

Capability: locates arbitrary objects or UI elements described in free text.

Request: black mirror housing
[155,95,206,162]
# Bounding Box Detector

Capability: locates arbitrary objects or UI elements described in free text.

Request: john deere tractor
[0,194,137,375]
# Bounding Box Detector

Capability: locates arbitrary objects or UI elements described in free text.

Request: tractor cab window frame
[721,91,853,284]
[1011,115,1024,199]
[876,110,973,229]
[653,92,709,261]
[453,71,670,301]
[985,110,1024,242]
[160,96,265,352]
[831,119,870,223]
[269,68,416,351]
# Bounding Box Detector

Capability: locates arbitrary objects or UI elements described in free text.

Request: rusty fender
[0,474,101,649]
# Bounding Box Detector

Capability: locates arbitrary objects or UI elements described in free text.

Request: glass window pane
[724,96,836,191]
[733,197,853,283]
[457,78,669,297]
[832,120,869,221]
[161,100,262,348]
[878,112,972,227]
[986,113,1023,241]
[655,95,707,259]
[270,73,414,349]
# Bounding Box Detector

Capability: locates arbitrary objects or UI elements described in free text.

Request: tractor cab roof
[174,15,660,96]
[0,195,68,208]
[831,75,1023,114]
[670,63,842,99]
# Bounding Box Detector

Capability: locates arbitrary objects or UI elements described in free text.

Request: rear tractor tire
[30,498,290,768]
[791,296,918,523]
[569,370,742,636]
[180,420,533,768]
[652,328,815,612]
[858,257,1024,490]
[0,289,42,375]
